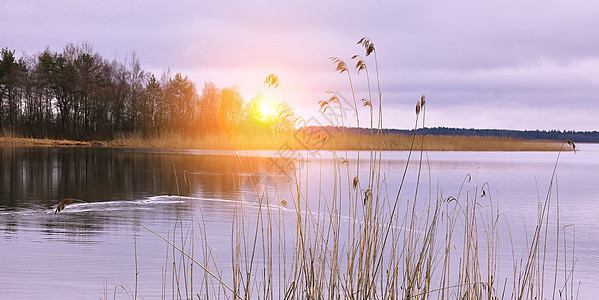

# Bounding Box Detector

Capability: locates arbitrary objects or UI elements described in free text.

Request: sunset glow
[253,96,279,123]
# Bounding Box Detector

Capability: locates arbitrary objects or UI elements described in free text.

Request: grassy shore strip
[326,133,568,151]
[0,136,95,147]
[0,133,568,151]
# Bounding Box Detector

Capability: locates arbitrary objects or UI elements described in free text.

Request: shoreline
[0,135,574,152]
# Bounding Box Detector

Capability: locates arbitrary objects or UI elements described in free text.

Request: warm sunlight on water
[1,145,597,299]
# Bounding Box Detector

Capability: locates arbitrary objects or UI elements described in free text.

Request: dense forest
[0,43,293,140]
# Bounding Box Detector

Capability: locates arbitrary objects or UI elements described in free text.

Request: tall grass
[55,38,578,299]
[305,132,567,152]
[2,131,567,151]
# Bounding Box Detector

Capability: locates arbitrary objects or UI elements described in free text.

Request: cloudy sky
[2,0,599,130]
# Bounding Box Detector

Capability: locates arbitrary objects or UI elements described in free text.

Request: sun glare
[254,96,278,123]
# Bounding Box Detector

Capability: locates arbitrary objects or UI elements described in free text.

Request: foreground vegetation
[53,38,578,299]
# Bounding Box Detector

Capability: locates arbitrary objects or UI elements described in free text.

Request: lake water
[1,145,598,299]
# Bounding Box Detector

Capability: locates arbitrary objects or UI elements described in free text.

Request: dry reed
[54,38,578,299]
[2,132,569,152]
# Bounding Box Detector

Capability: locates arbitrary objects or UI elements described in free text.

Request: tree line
[330,126,599,143]
[0,43,292,140]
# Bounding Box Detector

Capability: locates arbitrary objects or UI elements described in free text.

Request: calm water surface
[1,145,598,299]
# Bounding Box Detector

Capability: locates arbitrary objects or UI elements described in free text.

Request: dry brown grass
[0,136,97,147]
[0,132,281,150]
[0,132,568,151]
[107,131,283,149]
[318,133,568,151]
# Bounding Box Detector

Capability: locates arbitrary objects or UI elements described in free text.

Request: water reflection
[0,147,295,243]
[1,146,599,299]
[0,147,293,209]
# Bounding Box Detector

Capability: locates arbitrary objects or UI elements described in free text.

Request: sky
[2,0,599,131]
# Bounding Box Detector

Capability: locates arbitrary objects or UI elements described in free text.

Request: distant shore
[0,133,574,152]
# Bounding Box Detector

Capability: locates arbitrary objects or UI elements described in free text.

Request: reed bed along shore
[309,132,567,151]
[0,132,567,151]
[0,136,96,147]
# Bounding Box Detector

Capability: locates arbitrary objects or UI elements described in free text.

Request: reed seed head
[363,189,372,205]
[420,94,426,108]
[264,74,280,88]
[294,117,306,127]
[352,55,367,74]
[329,95,340,104]
[445,196,457,203]
[357,37,375,56]
[416,102,421,115]
[566,140,576,152]
[318,100,330,113]
[329,57,348,74]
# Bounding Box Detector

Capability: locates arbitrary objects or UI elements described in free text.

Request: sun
[253,96,279,123]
